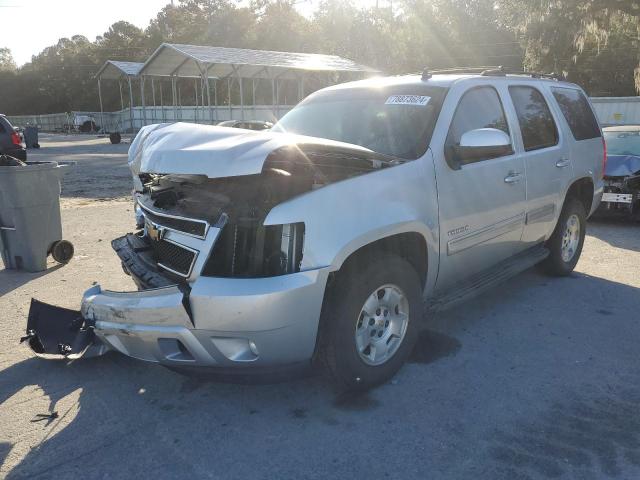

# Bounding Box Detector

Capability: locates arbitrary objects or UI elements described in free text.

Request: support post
[151,78,156,124]
[160,80,165,122]
[271,78,276,108]
[239,76,244,121]
[172,76,177,122]
[202,63,216,124]
[128,76,134,133]
[252,78,257,120]
[194,78,199,123]
[200,76,205,122]
[140,76,147,127]
[298,75,304,102]
[214,79,218,122]
[97,78,105,133]
[275,78,279,118]
[205,74,212,124]
[227,77,232,120]
[178,81,182,120]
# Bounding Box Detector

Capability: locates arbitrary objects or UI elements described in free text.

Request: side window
[509,86,559,151]
[551,87,601,140]
[445,86,511,165]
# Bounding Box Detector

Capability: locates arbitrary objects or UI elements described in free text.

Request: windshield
[604,130,640,156]
[273,86,447,159]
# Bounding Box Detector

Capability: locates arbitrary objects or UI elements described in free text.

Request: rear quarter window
[551,87,601,141]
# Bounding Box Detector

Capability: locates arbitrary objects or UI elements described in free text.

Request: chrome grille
[153,239,197,277]
[138,202,208,238]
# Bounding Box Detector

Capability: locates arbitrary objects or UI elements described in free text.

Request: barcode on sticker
[385,95,431,106]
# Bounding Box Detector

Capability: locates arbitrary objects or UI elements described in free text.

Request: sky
[0,0,381,66]
[0,0,172,66]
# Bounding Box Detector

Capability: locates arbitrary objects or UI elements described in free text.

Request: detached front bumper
[90,266,330,367]
[26,267,330,371]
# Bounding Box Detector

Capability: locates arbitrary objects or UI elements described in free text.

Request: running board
[427,244,549,312]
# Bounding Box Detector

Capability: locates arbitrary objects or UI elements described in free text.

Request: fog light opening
[158,338,195,362]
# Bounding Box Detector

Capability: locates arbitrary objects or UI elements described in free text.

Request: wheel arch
[333,231,429,290]
[563,176,595,216]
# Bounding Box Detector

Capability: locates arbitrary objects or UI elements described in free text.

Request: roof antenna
[422,67,432,80]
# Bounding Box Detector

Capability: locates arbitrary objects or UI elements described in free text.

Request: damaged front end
[600,155,640,219]
[23,128,391,369]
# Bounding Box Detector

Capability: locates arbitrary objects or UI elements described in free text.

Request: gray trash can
[0,161,74,272]
[23,126,39,148]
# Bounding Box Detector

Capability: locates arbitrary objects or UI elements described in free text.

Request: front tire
[542,197,586,276]
[316,254,422,391]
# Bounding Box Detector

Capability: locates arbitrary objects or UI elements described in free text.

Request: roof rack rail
[482,67,564,81]
[421,66,564,81]
[426,66,500,76]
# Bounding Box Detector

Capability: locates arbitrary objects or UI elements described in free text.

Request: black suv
[0,115,26,161]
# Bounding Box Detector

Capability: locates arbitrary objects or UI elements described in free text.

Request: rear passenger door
[507,84,571,244]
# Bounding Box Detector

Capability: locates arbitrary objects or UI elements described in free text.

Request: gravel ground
[1,134,639,480]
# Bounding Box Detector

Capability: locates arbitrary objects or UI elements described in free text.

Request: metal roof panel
[139,43,379,78]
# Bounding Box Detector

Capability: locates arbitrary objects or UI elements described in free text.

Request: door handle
[556,158,570,168]
[504,172,522,184]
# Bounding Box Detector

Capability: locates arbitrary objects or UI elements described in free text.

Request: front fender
[264,155,440,293]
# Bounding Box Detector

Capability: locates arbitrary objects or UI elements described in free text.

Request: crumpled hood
[605,154,640,177]
[128,122,373,178]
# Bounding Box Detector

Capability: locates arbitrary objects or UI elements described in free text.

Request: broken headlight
[202,221,304,278]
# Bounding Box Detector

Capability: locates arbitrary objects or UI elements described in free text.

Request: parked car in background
[0,114,26,161]
[26,71,604,391]
[599,126,640,220]
[217,119,273,131]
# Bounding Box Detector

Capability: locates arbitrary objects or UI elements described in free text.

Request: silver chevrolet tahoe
[25,69,605,390]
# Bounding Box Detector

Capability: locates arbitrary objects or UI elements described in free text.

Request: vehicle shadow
[0,265,63,298]
[2,272,639,479]
[588,216,640,252]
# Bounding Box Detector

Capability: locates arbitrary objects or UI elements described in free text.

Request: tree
[496,0,640,94]
[97,21,149,62]
[252,1,315,52]
[0,48,16,72]
[399,0,521,72]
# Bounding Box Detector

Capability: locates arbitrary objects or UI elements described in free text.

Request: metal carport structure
[95,60,144,133]
[137,43,380,125]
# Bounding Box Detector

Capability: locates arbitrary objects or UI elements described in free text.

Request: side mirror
[449,128,513,169]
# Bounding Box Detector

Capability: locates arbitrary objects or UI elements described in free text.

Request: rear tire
[541,197,586,276]
[316,254,422,391]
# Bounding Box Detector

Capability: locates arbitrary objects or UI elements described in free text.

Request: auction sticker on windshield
[385,95,431,106]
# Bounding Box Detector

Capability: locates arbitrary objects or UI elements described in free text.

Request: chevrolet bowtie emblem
[147,222,165,241]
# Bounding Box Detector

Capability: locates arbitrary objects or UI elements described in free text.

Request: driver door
[433,84,527,291]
